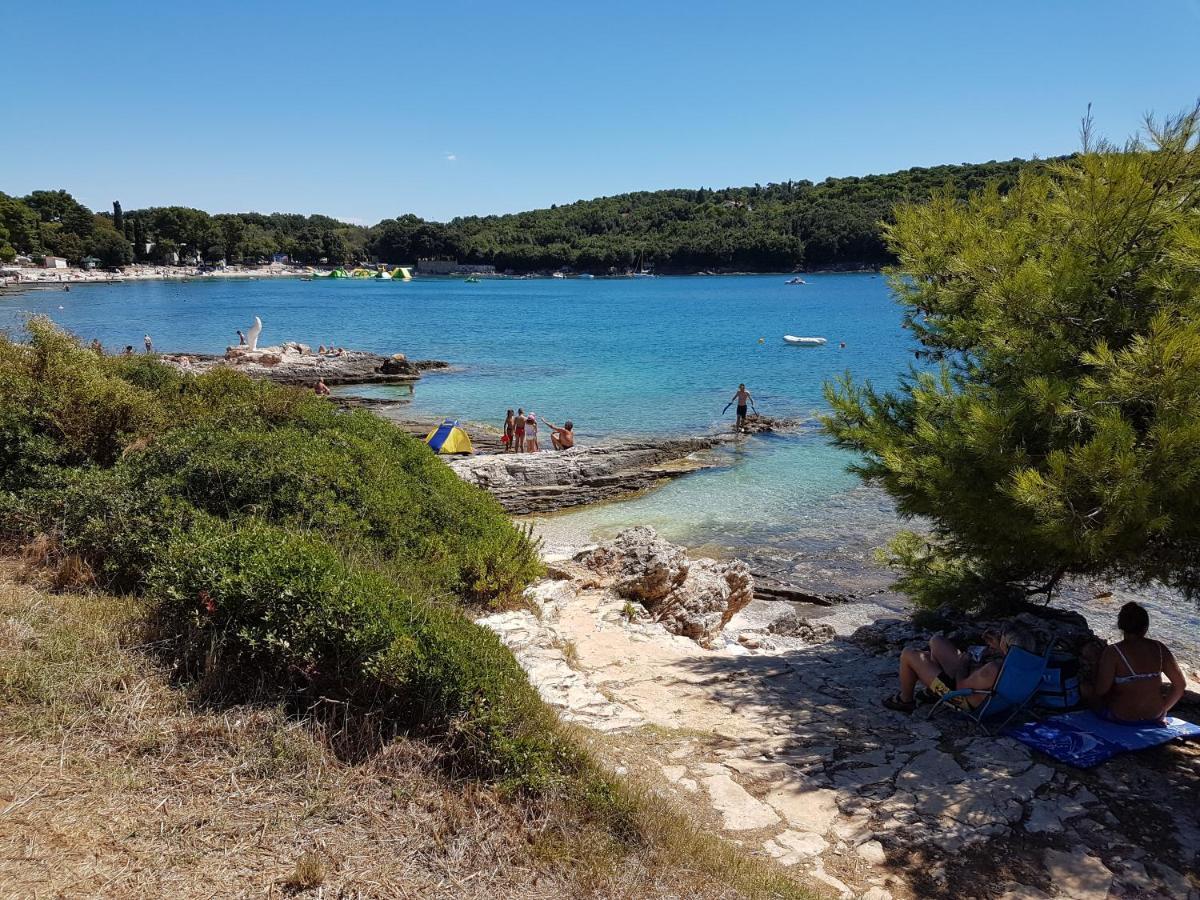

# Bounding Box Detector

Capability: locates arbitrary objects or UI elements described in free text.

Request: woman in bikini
[1093,602,1186,725]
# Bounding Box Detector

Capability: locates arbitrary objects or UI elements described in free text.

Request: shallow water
[4,274,1197,671]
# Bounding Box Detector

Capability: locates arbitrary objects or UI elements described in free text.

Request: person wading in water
[724,384,757,432]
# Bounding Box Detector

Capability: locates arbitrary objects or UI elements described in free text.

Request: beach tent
[424,419,474,455]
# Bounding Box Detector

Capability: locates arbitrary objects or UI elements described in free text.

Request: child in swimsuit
[502,409,514,451]
[525,413,539,452]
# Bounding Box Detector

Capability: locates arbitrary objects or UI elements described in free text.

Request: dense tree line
[2,157,1045,273]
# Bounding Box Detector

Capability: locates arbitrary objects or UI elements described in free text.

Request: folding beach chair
[927,644,1052,735]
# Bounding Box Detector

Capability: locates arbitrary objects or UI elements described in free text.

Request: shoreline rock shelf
[448,438,724,514]
[163,346,448,386]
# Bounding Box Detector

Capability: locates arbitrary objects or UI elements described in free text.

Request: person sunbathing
[1092,602,1186,725]
[883,624,1035,714]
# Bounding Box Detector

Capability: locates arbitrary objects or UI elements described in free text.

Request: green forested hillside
[2,157,1046,273]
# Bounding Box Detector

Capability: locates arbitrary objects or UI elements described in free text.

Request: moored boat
[783,335,827,346]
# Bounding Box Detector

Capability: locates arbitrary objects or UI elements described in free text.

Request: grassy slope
[0,562,811,899]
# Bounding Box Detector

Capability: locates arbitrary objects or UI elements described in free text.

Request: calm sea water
[4,274,1197,668]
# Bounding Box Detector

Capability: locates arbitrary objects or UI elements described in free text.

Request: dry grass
[0,562,811,899]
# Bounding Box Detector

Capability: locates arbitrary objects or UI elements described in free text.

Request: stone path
[481,563,1200,900]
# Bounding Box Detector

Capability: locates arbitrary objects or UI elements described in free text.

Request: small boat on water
[786,277,807,285]
[783,335,827,346]
[464,275,481,283]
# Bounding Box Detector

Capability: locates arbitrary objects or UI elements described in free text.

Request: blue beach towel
[1006,710,1200,768]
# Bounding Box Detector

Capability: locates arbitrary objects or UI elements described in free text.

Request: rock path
[481,563,1200,900]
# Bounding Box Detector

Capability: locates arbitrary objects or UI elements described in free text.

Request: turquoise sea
[4,274,1197,666]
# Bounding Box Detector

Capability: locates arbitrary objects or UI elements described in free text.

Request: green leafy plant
[824,107,1200,609]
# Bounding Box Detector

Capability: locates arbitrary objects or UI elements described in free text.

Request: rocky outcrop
[577,527,753,646]
[448,439,721,514]
[163,347,445,386]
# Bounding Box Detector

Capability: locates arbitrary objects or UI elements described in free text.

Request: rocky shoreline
[161,346,449,386]
[481,527,1200,900]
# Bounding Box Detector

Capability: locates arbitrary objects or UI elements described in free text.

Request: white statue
[246,316,262,352]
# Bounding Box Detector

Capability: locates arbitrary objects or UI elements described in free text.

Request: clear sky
[3,1,1197,223]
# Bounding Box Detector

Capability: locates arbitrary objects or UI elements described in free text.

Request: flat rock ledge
[449,438,721,514]
[161,346,447,386]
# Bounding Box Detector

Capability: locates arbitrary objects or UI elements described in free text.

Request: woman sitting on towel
[1093,602,1186,725]
[883,624,1035,714]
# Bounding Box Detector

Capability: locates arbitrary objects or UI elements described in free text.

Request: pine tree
[823,107,1200,609]
[112,200,123,234]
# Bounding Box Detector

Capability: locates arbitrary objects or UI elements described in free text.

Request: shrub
[0,317,168,470]
[125,415,542,606]
[0,321,541,607]
[150,520,590,794]
[10,466,193,592]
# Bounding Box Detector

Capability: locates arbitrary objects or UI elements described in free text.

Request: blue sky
[2,1,1197,222]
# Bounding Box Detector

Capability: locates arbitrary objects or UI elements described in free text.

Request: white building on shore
[42,256,68,269]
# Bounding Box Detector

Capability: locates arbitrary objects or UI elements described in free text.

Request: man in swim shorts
[545,419,574,450]
[727,384,755,431]
[513,408,527,453]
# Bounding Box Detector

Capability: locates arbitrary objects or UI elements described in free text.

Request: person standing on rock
[513,408,527,453]
[144,334,154,354]
[526,413,540,452]
[724,384,756,432]
[502,409,515,451]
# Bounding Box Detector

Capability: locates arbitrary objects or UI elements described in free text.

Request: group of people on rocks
[884,601,1187,726]
[501,408,574,452]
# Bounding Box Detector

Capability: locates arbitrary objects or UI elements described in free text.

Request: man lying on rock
[883,624,1036,714]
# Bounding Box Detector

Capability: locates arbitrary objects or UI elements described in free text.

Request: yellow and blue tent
[424,419,473,455]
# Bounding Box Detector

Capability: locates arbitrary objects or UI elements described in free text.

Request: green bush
[10,466,193,592]
[124,413,542,605]
[0,318,169,470]
[0,321,541,607]
[151,520,588,794]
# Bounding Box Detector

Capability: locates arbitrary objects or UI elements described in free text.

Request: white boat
[785,277,807,285]
[783,335,827,346]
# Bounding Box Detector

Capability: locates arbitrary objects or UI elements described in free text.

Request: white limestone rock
[702,773,781,831]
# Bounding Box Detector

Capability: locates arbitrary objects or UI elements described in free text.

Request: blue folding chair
[927,644,1052,735]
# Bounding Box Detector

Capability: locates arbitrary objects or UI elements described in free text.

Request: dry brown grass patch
[0,564,810,899]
